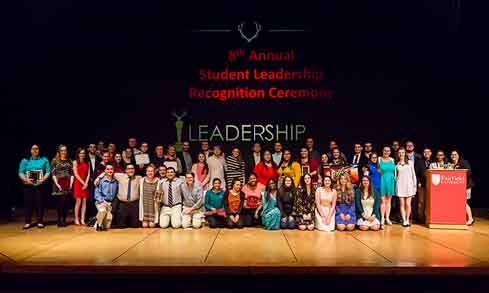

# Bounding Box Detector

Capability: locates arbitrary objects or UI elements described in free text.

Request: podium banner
[426,169,467,228]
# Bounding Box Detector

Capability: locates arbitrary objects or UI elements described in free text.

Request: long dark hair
[261,149,276,169]
[196,152,209,175]
[265,178,278,202]
[75,147,86,164]
[278,148,293,168]
[279,175,296,193]
[299,174,314,200]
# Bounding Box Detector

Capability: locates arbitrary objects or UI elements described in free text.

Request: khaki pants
[96,202,113,229]
[181,210,204,229]
[159,205,182,228]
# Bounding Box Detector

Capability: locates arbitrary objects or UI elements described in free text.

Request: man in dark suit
[177,141,193,174]
[245,142,262,179]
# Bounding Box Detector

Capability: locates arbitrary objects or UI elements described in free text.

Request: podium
[425,169,468,230]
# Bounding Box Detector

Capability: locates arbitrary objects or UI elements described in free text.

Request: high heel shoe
[467,219,475,226]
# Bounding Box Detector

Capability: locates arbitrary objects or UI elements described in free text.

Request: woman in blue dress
[334,174,356,231]
[379,146,396,226]
[256,178,281,230]
[368,153,382,194]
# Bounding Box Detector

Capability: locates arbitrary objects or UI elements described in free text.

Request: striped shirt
[225,155,245,188]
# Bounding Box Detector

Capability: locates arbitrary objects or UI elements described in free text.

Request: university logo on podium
[431,174,441,186]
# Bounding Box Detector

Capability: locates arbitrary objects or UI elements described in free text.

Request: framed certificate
[134,153,150,165]
[27,170,43,183]
[301,165,310,176]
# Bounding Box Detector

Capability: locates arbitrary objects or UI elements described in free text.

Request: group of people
[17,137,474,232]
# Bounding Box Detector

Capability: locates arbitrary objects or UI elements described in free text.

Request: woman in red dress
[73,147,90,225]
[253,150,278,186]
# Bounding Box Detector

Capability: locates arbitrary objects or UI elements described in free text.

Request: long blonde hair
[53,144,69,165]
[335,174,354,204]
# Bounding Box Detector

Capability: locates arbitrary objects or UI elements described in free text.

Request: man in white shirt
[272,142,283,166]
[207,145,227,190]
[158,167,184,228]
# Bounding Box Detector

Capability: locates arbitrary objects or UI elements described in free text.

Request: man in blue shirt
[94,165,118,231]
[18,145,51,229]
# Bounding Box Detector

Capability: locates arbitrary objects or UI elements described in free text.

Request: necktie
[127,177,132,201]
[168,180,173,206]
[354,155,358,164]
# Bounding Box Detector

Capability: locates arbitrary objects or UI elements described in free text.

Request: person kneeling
[355,176,381,231]
[157,167,183,229]
[94,165,118,231]
[224,178,245,229]
[293,174,316,231]
[335,174,356,231]
[204,178,226,228]
[181,172,204,229]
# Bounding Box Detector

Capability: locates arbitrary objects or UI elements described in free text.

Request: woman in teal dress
[379,146,396,226]
[257,178,281,230]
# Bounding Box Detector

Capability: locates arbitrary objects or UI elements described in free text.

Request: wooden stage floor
[1,216,489,277]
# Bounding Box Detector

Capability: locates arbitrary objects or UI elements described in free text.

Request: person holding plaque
[18,145,51,229]
[276,149,301,188]
[51,145,74,227]
[135,142,151,175]
[450,150,475,226]
[299,147,319,185]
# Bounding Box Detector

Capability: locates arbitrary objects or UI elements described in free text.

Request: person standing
[368,153,382,194]
[164,144,183,175]
[379,146,396,226]
[315,176,336,232]
[298,147,319,185]
[93,165,118,231]
[363,142,374,160]
[256,178,281,230]
[112,153,125,174]
[241,173,265,227]
[181,172,204,229]
[246,142,262,179]
[334,174,356,231]
[429,150,447,169]
[200,140,213,159]
[396,148,417,227]
[151,145,166,169]
[253,150,278,186]
[138,164,159,228]
[225,147,246,189]
[293,174,316,231]
[73,147,90,226]
[178,141,193,174]
[191,152,210,191]
[391,140,401,159]
[355,176,381,231]
[208,145,227,190]
[277,149,302,188]
[423,147,433,169]
[18,145,51,229]
[272,142,283,166]
[277,176,296,229]
[51,145,74,227]
[204,178,226,228]
[157,167,183,228]
[450,150,475,226]
[305,137,321,163]
[87,143,100,174]
[224,178,245,229]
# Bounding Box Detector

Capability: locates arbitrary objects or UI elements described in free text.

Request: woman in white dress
[315,176,336,231]
[395,147,417,227]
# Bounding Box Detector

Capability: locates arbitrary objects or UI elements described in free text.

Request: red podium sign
[426,169,468,229]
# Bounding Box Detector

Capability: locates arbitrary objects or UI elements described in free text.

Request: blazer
[454,159,473,189]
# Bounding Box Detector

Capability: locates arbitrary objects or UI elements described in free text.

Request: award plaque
[135,153,150,165]
[301,165,310,176]
[27,170,43,183]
